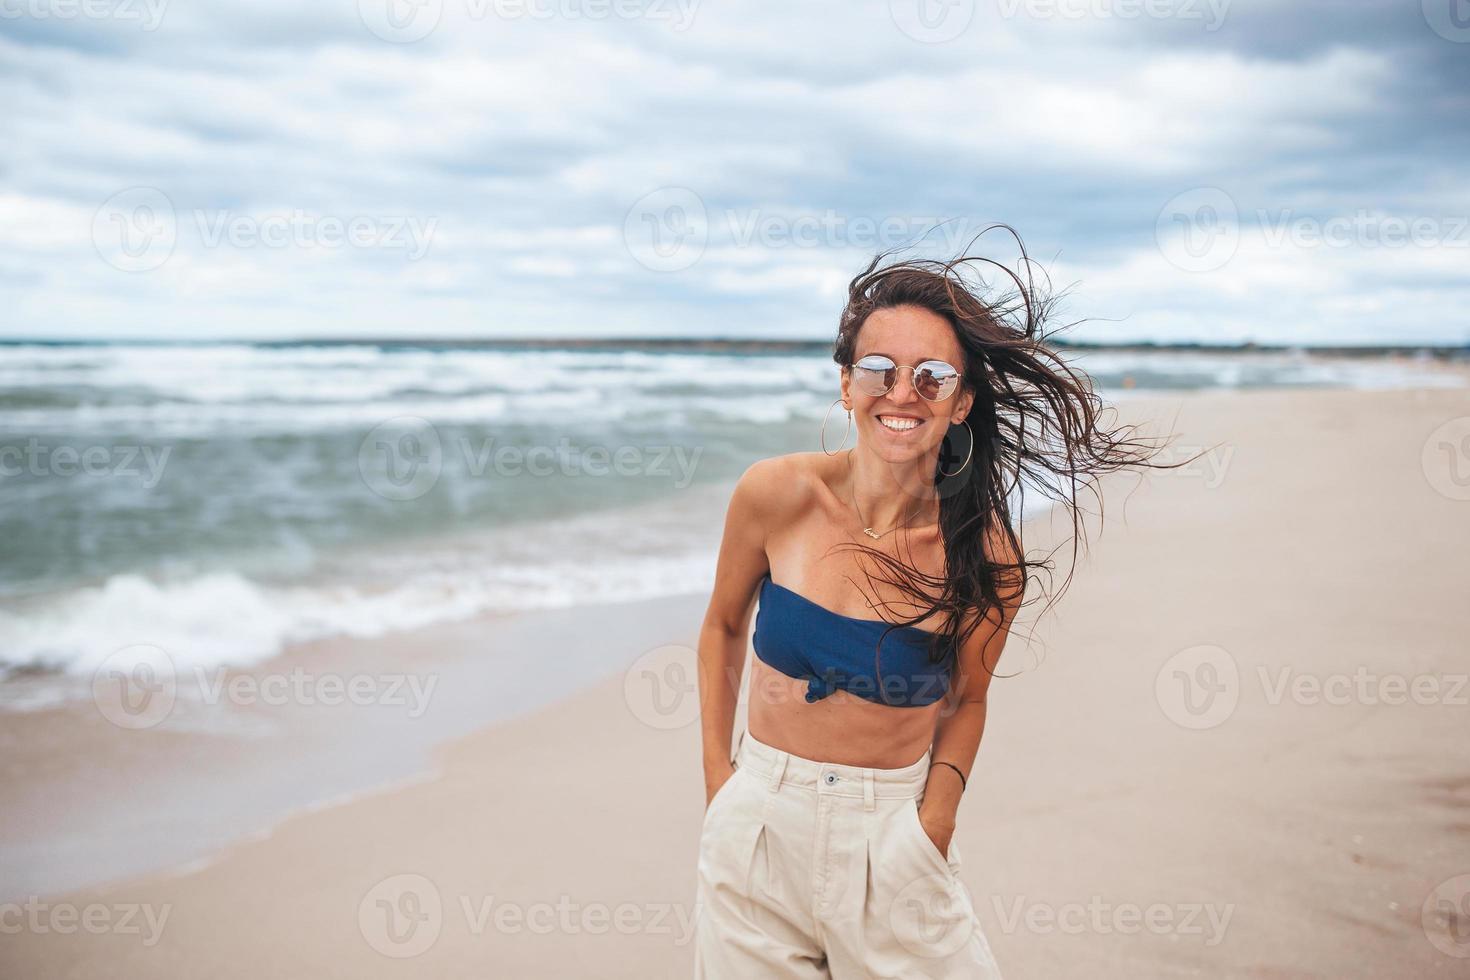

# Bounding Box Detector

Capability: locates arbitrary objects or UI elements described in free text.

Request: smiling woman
[692,226,1207,977]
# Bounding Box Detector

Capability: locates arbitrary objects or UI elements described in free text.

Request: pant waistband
[734,729,932,799]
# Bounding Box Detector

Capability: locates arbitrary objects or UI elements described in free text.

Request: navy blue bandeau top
[752,571,951,707]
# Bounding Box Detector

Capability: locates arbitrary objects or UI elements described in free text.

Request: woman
[692,232,1177,978]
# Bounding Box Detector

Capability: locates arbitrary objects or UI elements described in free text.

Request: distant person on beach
[692,231,1187,977]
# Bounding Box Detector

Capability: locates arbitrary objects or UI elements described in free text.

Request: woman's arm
[919,531,1024,852]
[697,460,777,805]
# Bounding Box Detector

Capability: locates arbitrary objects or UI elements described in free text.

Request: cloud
[0,0,1466,344]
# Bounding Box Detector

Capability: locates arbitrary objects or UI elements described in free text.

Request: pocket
[903,798,956,874]
[700,767,743,834]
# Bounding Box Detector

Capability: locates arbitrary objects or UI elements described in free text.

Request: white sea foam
[0,554,717,679]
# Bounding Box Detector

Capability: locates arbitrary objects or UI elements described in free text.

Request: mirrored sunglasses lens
[915,365,958,400]
[853,360,895,396]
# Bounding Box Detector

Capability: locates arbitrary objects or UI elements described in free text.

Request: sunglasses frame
[847,353,962,402]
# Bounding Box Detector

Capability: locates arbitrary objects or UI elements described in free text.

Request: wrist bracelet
[931,760,967,791]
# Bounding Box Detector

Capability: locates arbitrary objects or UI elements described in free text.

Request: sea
[0,341,1461,691]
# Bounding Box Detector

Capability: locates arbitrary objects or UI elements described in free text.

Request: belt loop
[863,769,875,811]
[768,750,788,792]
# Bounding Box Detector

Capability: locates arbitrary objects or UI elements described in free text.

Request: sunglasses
[849,354,962,402]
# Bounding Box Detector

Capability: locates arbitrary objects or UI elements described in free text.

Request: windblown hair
[829,224,1209,696]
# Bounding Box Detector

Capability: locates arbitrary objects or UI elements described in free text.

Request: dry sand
[3,384,1469,978]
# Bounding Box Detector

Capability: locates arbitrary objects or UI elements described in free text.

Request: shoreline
[0,588,711,903]
[0,371,1184,903]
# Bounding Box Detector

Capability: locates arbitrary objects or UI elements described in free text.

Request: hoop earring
[938,419,973,477]
[820,398,852,456]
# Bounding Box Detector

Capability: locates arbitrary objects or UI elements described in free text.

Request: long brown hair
[830,224,1210,694]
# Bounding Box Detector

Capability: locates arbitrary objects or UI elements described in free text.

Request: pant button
[824,772,837,785]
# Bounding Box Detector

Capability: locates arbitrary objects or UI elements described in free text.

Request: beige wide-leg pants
[693,730,1002,978]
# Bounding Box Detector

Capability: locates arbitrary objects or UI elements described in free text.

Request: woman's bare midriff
[746,657,944,768]
[747,453,951,769]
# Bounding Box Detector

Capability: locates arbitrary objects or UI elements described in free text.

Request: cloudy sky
[2,0,1467,344]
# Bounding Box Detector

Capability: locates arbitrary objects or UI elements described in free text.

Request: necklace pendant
[863,527,880,539]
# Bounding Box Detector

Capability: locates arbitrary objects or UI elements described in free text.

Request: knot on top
[804,668,842,703]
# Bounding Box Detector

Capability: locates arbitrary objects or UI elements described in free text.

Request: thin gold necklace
[846,448,925,540]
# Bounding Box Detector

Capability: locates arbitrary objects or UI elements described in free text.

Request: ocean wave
[0,555,716,679]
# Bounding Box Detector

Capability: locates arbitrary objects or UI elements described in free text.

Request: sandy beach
[3,382,1469,978]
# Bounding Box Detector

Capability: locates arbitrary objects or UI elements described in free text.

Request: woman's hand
[705,763,736,808]
[918,800,957,859]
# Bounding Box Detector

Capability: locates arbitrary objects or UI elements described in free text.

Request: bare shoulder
[706,454,823,632]
[729,451,829,531]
